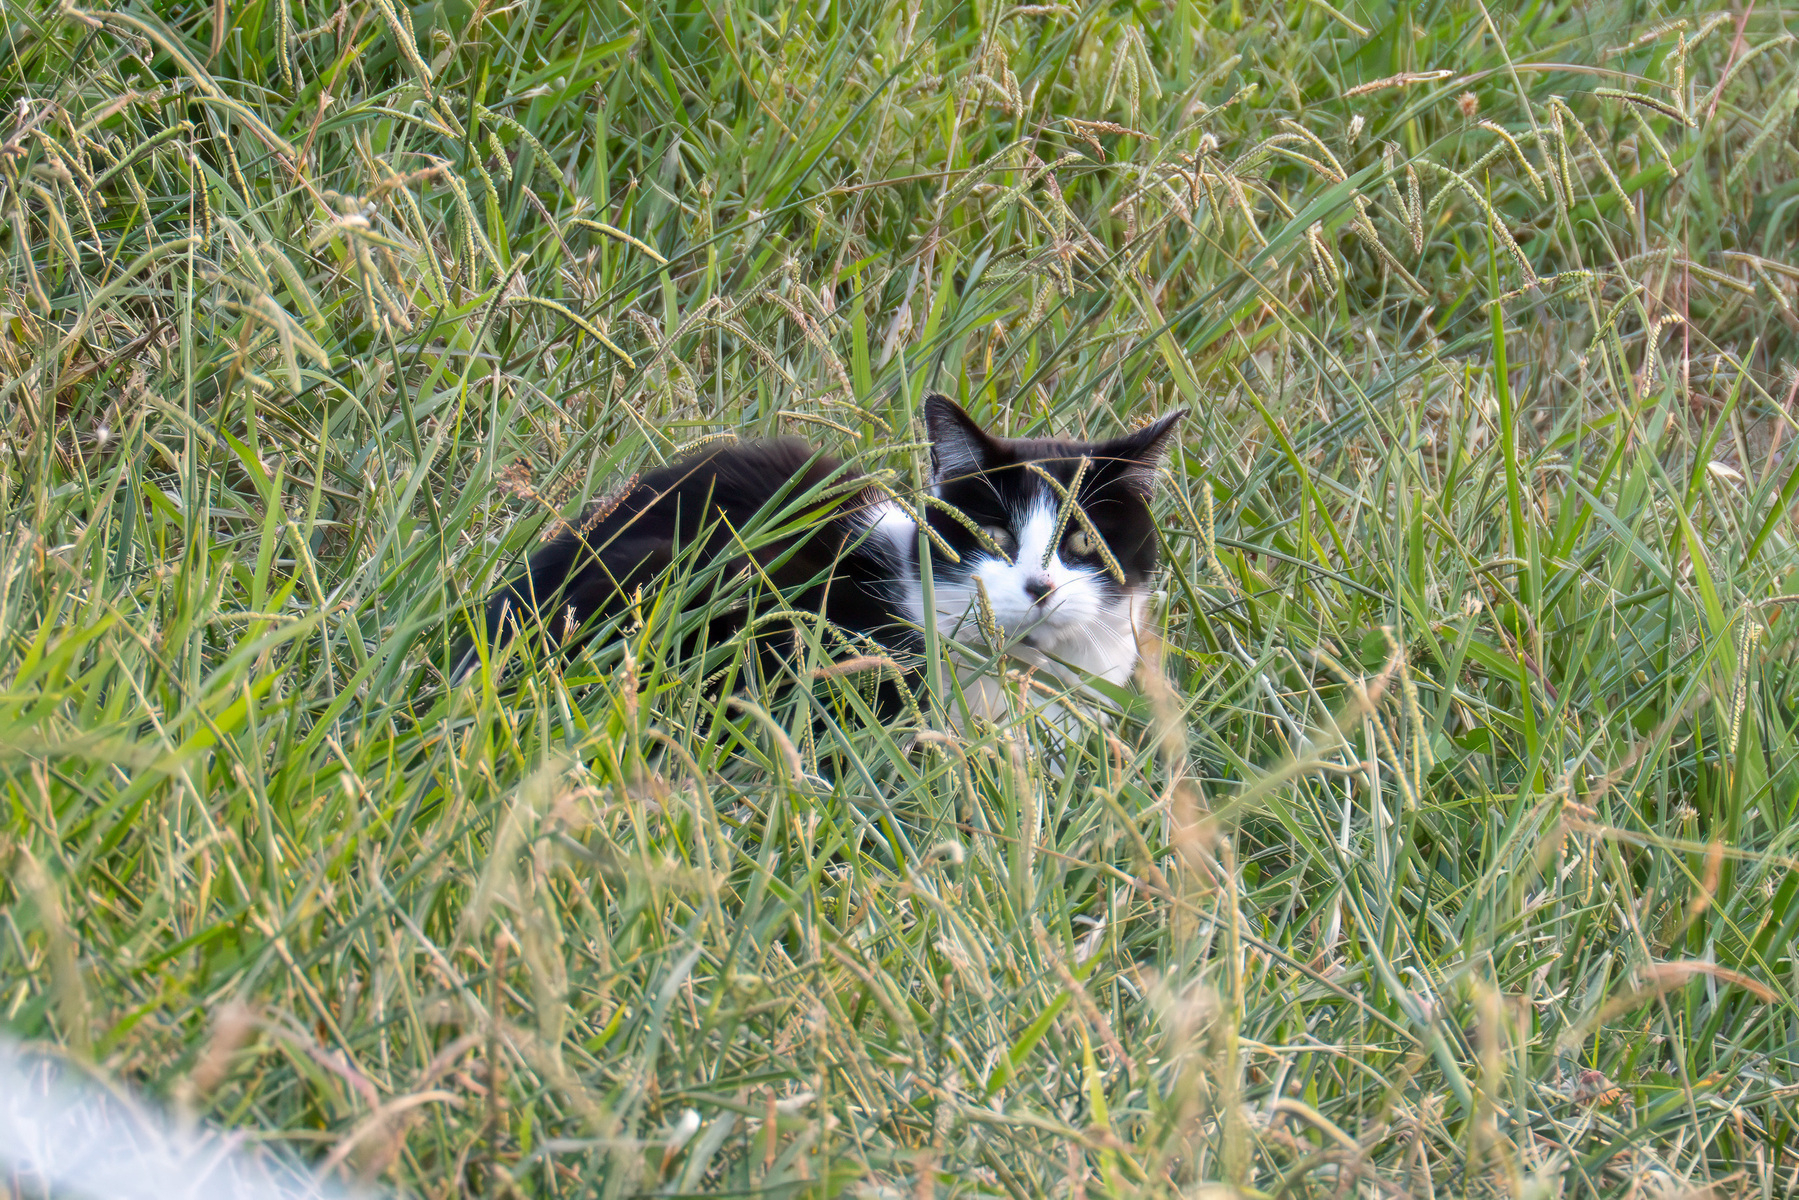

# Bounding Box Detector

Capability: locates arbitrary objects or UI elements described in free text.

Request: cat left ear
[923,393,996,484]
[1102,409,1187,496]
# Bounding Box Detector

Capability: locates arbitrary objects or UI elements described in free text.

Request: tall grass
[5,0,1799,1194]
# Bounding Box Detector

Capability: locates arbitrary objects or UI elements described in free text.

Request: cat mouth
[1003,603,1080,644]
[943,606,1063,647]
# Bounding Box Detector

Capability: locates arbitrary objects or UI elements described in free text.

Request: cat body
[466,395,1183,719]
[476,437,910,665]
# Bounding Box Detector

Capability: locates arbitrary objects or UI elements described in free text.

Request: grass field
[6,0,1799,1194]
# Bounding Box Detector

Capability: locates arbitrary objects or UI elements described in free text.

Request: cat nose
[1024,573,1055,602]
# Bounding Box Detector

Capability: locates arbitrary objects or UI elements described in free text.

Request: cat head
[920,393,1184,665]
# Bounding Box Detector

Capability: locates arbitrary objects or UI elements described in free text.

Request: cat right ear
[922,393,993,483]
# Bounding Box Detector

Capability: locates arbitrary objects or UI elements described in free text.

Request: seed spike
[973,576,1004,650]
[1023,461,1124,585]
[1041,456,1089,567]
[921,494,1014,564]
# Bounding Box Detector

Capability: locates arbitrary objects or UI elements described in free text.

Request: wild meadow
[5,0,1799,1194]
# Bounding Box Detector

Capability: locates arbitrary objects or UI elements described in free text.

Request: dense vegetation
[6,0,1799,1194]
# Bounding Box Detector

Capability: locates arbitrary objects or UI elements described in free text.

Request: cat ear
[1101,409,1187,496]
[923,393,996,483]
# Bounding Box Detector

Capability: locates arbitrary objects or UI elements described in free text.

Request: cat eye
[980,524,1017,557]
[1064,528,1094,556]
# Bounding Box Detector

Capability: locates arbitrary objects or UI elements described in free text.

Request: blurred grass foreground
[7,0,1799,1195]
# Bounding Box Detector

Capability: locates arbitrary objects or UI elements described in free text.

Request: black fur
[456,438,910,681]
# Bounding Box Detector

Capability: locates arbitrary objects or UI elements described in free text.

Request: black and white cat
[464,395,1183,716]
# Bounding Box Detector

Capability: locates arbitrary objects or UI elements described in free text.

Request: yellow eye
[981,524,1017,557]
[1065,528,1093,556]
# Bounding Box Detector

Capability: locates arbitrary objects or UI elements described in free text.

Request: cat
[460,394,1183,722]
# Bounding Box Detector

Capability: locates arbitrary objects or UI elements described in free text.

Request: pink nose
[1024,573,1055,602]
